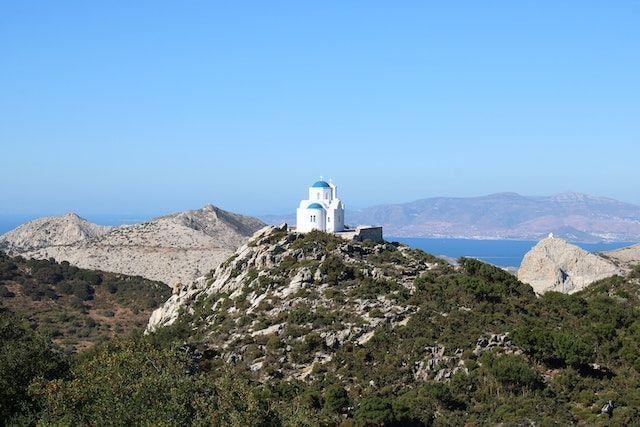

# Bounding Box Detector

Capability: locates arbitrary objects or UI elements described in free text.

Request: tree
[0,310,68,423]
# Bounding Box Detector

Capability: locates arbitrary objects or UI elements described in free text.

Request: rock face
[147,226,442,379]
[517,236,623,294]
[0,205,265,287]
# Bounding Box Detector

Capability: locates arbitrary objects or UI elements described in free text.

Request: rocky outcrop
[0,205,265,287]
[0,213,111,253]
[412,334,522,383]
[603,244,640,270]
[147,226,442,379]
[518,236,623,294]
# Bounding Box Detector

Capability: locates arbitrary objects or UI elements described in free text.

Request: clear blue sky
[2,1,639,217]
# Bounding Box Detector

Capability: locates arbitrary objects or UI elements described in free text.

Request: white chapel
[296,180,345,233]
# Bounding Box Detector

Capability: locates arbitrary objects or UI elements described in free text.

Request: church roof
[311,180,331,188]
[307,203,324,210]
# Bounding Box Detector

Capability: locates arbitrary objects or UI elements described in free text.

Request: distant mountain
[341,192,640,242]
[0,205,266,287]
[0,212,112,253]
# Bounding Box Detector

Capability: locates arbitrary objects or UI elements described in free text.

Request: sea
[390,237,634,268]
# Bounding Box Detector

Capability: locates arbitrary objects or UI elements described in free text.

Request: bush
[392,388,435,425]
[0,310,69,422]
[488,355,541,391]
[323,385,349,413]
[354,396,394,425]
[513,327,594,367]
[320,256,355,286]
[0,285,15,298]
[34,335,276,426]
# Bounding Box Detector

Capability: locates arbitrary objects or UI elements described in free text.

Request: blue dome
[307,203,324,210]
[312,180,331,188]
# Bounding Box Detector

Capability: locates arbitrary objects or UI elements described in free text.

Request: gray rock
[518,236,623,294]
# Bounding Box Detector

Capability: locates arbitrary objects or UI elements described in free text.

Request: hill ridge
[0,205,266,287]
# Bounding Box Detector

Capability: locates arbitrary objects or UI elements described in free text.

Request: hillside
[139,227,640,424]
[604,243,640,270]
[0,205,266,287]
[262,192,640,242]
[4,228,640,424]
[0,251,170,352]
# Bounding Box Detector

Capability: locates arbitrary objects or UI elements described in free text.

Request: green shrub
[354,396,393,425]
[323,384,349,413]
[488,355,541,391]
[0,310,69,422]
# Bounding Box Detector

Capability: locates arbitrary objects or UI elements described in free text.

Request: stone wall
[336,226,383,244]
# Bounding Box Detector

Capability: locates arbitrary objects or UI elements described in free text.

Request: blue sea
[390,237,634,268]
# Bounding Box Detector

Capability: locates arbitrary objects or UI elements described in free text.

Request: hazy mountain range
[262,192,640,242]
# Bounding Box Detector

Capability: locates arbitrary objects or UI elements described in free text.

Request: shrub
[488,355,541,391]
[320,256,355,286]
[0,311,69,422]
[0,285,15,298]
[354,396,394,425]
[323,385,349,413]
[392,388,436,425]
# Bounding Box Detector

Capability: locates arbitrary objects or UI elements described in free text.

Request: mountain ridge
[264,192,640,242]
[0,205,266,287]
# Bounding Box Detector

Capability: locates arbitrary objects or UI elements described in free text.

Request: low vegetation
[1,234,640,425]
[0,252,170,352]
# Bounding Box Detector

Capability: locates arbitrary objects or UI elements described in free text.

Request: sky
[1,1,639,218]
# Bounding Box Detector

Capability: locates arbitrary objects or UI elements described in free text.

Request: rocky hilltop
[0,212,112,253]
[141,227,640,424]
[148,225,444,377]
[518,235,624,294]
[0,205,265,287]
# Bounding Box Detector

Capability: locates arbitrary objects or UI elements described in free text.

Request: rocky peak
[1,205,266,287]
[0,213,112,254]
[62,212,82,220]
[147,225,443,380]
[517,235,623,294]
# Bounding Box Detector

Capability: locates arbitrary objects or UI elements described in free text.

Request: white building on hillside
[295,179,384,243]
[296,180,345,233]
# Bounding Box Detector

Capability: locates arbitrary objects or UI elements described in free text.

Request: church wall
[309,188,332,202]
[296,207,326,232]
